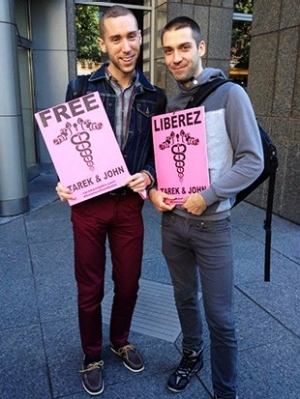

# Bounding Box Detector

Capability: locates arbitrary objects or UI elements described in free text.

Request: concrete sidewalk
[0,166,299,399]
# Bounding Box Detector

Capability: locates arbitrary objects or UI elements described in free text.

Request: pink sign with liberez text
[35,92,131,205]
[152,106,210,204]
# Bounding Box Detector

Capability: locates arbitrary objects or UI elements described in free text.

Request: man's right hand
[148,188,176,212]
[56,181,76,202]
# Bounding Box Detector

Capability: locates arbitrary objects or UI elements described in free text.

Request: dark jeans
[71,192,144,360]
[162,212,237,399]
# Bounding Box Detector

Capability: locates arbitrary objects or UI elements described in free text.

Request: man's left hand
[124,172,151,192]
[182,193,207,215]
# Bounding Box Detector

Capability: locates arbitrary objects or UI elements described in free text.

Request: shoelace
[79,360,104,373]
[117,344,134,356]
[176,355,197,377]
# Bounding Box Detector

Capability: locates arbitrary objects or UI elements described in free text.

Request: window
[230,0,253,87]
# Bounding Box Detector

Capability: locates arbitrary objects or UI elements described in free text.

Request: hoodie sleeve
[200,83,264,206]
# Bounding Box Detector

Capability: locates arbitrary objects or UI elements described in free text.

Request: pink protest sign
[152,106,209,204]
[35,92,130,205]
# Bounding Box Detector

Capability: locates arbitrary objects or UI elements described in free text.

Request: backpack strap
[185,78,278,282]
[154,86,167,115]
[263,153,278,281]
[185,78,230,109]
[70,74,91,99]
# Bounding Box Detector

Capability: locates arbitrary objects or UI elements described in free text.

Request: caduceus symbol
[159,129,200,182]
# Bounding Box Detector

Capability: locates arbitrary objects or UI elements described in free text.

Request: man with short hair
[56,6,166,396]
[149,16,263,399]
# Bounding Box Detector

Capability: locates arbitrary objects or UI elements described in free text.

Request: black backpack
[186,78,279,282]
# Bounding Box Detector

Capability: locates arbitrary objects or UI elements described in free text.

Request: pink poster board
[152,106,209,204]
[35,92,130,205]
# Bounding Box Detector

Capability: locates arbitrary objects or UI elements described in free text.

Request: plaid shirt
[106,68,139,150]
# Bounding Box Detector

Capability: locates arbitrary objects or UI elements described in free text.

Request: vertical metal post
[0,0,29,216]
[150,0,155,83]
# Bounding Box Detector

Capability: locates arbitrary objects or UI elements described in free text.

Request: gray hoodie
[167,68,264,221]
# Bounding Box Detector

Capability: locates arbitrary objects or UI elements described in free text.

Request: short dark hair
[100,5,137,37]
[161,16,203,46]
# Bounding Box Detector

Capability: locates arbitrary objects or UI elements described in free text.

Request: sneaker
[167,348,203,392]
[80,358,104,396]
[110,343,144,372]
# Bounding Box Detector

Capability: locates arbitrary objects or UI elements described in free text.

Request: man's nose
[122,39,131,52]
[172,50,182,63]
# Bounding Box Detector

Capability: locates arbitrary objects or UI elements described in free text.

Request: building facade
[0,0,299,223]
[247,0,300,223]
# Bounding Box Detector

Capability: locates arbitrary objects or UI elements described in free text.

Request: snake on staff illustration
[159,129,200,182]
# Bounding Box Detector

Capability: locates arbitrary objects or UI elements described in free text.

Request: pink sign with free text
[35,92,130,205]
[152,106,210,204]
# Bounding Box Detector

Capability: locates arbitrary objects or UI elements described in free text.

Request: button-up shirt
[106,68,139,150]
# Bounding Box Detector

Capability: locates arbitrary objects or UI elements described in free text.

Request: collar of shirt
[105,66,139,89]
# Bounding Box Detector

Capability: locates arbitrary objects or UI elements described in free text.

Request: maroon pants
[71,192,144,360]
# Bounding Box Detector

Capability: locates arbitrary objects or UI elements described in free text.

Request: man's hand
[124,172,151,192]
[148,188,176,212]
[56,181,76,202]
[182,193,207,215]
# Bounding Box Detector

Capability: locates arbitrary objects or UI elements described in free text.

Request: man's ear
[198,40,206,57]
[98,37,107,53]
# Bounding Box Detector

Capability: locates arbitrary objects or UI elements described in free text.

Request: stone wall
[247,0,300,224]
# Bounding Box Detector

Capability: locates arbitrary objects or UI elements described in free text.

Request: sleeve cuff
[141,170,155,190]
